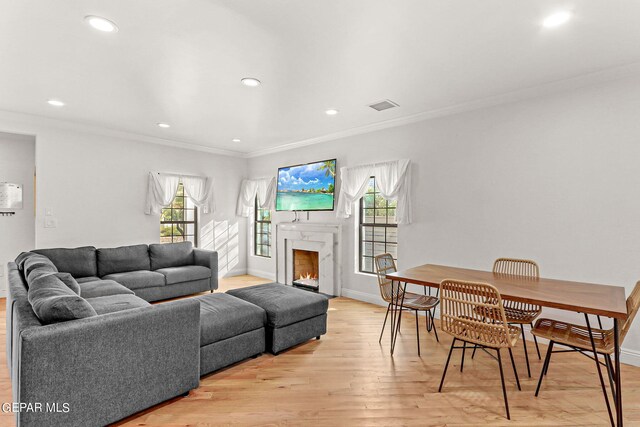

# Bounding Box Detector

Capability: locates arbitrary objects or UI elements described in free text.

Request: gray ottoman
[227,283,329,354]
[197,293,266,376]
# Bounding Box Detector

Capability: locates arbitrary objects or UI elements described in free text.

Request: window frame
[160,182,198,246]
[358,176,398,274]
[254,197,272,258]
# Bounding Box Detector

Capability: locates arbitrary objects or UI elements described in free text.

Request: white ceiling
[1,0,640,156]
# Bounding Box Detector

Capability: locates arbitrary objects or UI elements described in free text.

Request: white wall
[0,132,35,296]
[3,74,639,363]
[247,75,640,361]
[0,111,248,281]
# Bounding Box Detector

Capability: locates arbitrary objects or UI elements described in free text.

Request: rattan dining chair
[472,258,542,377]
[438,279,521,420]
[532,281,640,426]
[374,253,439,355]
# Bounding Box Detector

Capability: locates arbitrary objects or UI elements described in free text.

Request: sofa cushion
[25,263,58,284]
[22,254,58,284]
[55,272,81,295]
[149,242,194,270]
[15,251,36,271]
[156,265,212,285]
[76,276,101,284]
[102,270,166,290]
[32,246,97,278]
[97,244,151,277]
[27,273,97,324]
[226,283,329,328]
[79,280,135,299]
[197,293,266,346]
[85,294,151,315]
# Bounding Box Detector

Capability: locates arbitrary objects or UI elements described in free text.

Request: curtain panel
[236,177,276,217]
[144,172,214,215]
[335,159,412,224]
[182,175,215,214]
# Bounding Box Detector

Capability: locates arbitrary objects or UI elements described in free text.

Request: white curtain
[145,172,214,215]
[335,163,374,219]
[236,177,276,217]
[145,173,181,215]
[256,177,276,209]
[182,175,214,214]
[336,159,412,224]
[374,159,411,224]
[236,179,258,217]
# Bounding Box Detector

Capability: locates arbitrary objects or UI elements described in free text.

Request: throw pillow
[27,273,97,325]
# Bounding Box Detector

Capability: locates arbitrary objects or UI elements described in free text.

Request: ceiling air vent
[368,99,399,111]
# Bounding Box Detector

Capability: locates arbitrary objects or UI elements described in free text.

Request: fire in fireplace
[292,249,319,291]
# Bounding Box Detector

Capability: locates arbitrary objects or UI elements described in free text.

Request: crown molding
[245,61,640,158]
[0,109,246,158]
[3,61,640,160]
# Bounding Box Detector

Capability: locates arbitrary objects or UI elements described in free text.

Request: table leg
[390,280,396,351]
[614,318,623,426]
[584,314,614,426]
[391,282,407,355]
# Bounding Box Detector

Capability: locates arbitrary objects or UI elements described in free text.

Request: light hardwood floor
[1,275,639,426]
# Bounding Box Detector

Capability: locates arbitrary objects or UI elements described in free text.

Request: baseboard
[340,288,386,306]
[246,268,276,282]
[621,348,640,367]
[342,289,640,368]
[219,267,247,278]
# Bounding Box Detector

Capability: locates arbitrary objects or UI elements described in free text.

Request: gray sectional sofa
[6,242,328,427]
[6,251,201,427]
[32,241,218,302]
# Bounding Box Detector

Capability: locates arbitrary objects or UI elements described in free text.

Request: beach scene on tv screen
[277,160,336,211]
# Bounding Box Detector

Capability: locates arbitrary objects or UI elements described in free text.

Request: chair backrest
[374,253,398,303]
[493,258,539,278]
[440,279,514,348]
[621,281,640,343]
[493,258,540,313]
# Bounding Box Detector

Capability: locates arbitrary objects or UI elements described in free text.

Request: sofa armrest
[194,249,218,291]
[16,299,200,427]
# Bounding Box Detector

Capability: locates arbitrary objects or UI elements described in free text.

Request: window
[160,182,198,245]
[254,197,272,257]
[359,176,398,274]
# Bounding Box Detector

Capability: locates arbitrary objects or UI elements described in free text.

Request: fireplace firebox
[292,249,319,291]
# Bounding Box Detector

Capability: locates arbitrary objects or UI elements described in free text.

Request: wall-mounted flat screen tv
[276,159,336,211]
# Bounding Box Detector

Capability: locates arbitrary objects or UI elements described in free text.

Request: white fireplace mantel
[276,223,342,296]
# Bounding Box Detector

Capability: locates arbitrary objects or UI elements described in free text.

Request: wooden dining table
[386,263,629,426]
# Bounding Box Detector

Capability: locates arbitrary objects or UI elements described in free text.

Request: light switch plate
[44,217,58,228]
[45,207,53,216]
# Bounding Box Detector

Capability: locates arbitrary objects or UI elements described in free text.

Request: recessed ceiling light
[232,138,241,143]
[47,99,65,107]
[325,109,339,116]
[157,123,170,128]
[84,15,118,33]
[542,11,572,28]
[241,78,261,87]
